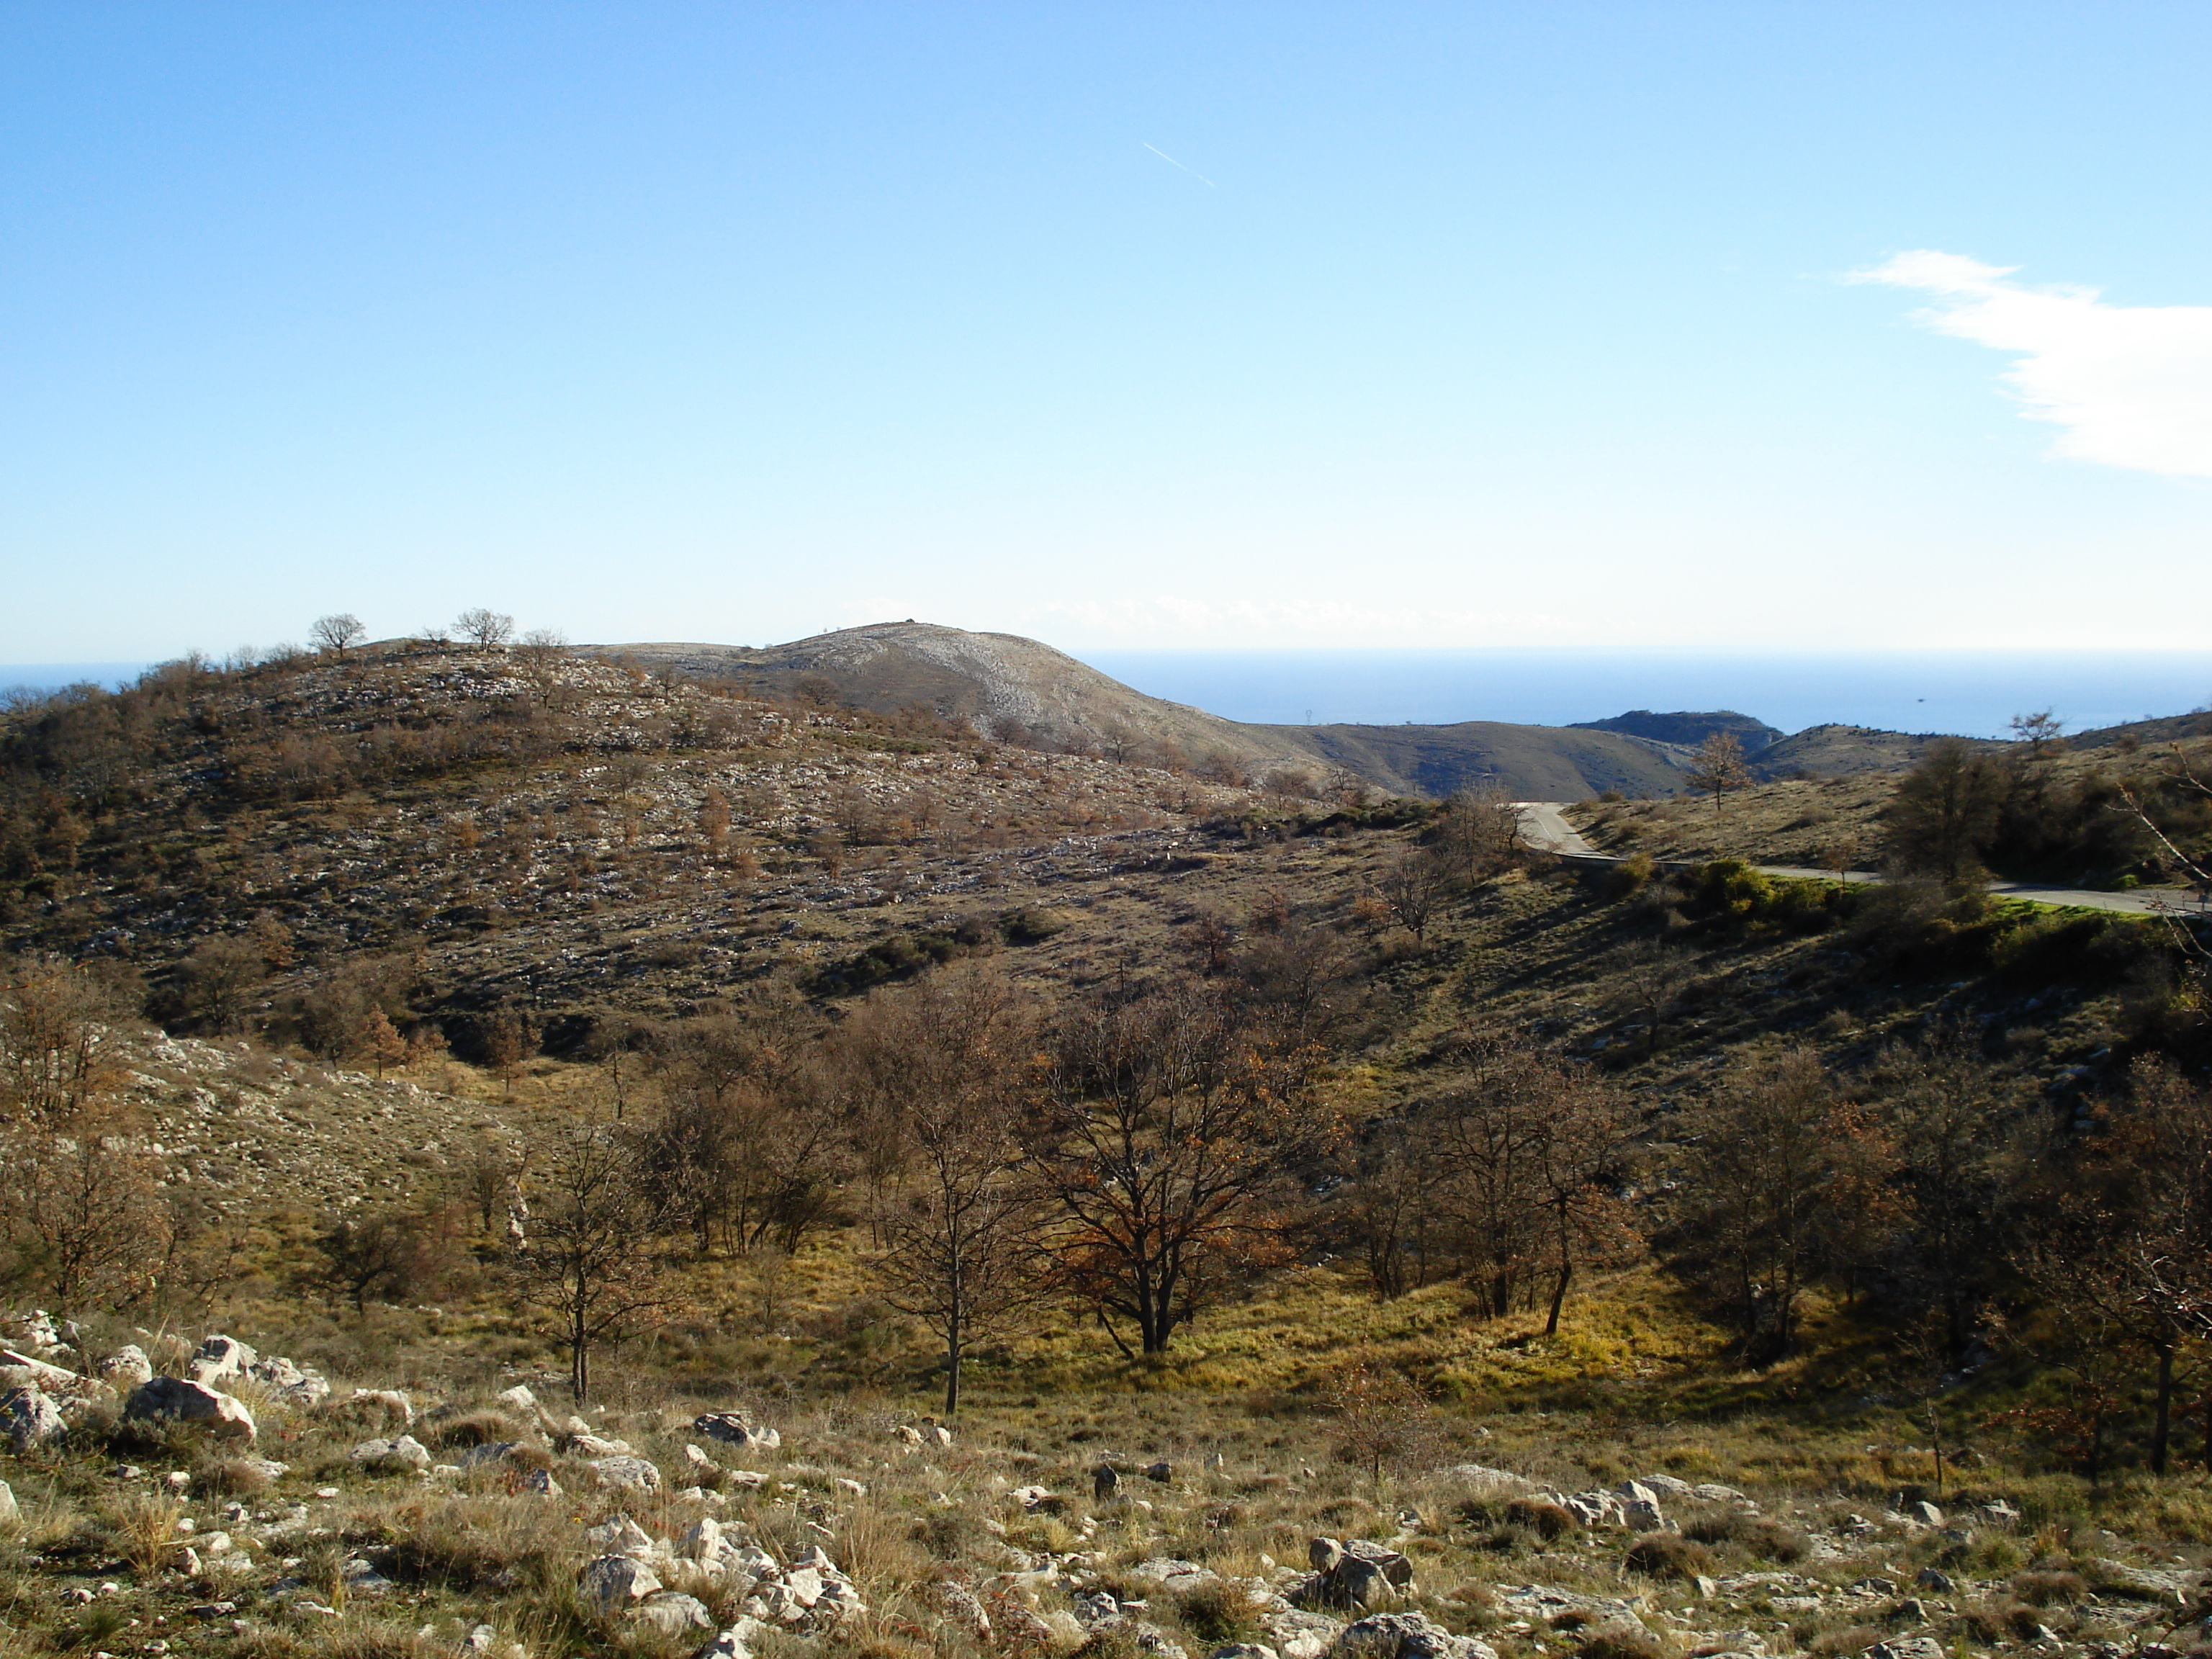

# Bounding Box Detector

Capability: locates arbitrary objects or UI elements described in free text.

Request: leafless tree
[1372,846,1453,943]
[1436,782,1522,884]
[513,629,572,708]
[1,955,130,1125]
[507,1107,678,1400]
[454,608,516,649]
[2013,1059,2212,1473]
[843,966,1042,1413]
[311,1203,463,1316]
[2009,708,2068,760]
[1610,939,1689,1056]
[1328,1354,1440,1493]
[1672,1046,1881,1362]
[1345,1110,1454,1299]
[1686,732,1752,816]
[1030,979,1333,1356]
[310,613,365,657]
[0,1125,173,1315]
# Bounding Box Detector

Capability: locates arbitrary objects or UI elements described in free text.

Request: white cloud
[1851,251,2212,478]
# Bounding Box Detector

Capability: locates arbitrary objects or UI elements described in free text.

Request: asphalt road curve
[1511,803,2208,920]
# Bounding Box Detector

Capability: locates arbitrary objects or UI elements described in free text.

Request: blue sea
[0,662,153,696]
[7,649,2210,742]
[1075,649,2212,740]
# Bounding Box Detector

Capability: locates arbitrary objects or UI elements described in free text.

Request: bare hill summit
[595,623,1303,778]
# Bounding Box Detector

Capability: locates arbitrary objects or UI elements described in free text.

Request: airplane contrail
[1143,143,1215,187]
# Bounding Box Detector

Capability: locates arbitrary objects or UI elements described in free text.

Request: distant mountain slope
[1570,709,1782,751]
[595,623,1303,773]
[598,624,1707,799]
[1259,721,1696,800]
[1748,724,1997,778]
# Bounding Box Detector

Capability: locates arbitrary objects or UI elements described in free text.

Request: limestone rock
[930,1579,992,1637]
[631,1592,714,1635]
[246,1356,330,1406]
[189,1336,256,1385]
[343,1388,413,1427]
[581,1554,662,1609]
[125,1377,256,1443]
[349,1435,431,1472]
[1861,1641,1944,1659]
[590,1455,663,1494]
[97,1346,154,1388]
[692,1413,778,1452]
[1330,1612,1497,1659]
[584,1514,656,1557]
[689,1621,769,1659]
[0,1385,65,1450]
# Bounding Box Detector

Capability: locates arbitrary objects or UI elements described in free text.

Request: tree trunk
[2153,1346,2174,1476]
[944,1306,961,1416]
[1546,1260,1571,1337]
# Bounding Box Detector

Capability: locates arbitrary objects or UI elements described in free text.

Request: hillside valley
[0,628,2210,1659]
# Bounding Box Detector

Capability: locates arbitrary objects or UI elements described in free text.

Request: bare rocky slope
[599,624,1704,799]
[594,624,1306,781]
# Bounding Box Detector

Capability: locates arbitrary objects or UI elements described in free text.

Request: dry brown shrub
[1623,1533,1713,1580]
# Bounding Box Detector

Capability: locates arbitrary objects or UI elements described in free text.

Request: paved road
[1511,803,2208,920]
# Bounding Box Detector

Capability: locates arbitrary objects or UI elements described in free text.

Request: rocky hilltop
[595,624,1305,780]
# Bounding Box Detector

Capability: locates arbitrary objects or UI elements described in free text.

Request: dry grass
[99,1490,184,1576]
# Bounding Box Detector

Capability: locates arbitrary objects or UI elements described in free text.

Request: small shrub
[1805,1625,1884,1659]
[2010,1570,2088,1606]
[194,1455,274,1496]
[911,1510,984,1562]
[1177,1580,1262,1645]
[1579,1623,1677,1659]
[1744,1519,1809,1563]
[1610,853,1657,898]
[1316,1496,1382,1529]
[1956,1600,2066,1644]
[1504,1498,1578,1540]
[1683,1510,1807,1563]
[1624,1533,1713,1580]
[427,1408,526,1450]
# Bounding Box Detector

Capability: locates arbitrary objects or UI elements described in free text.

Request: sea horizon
[1076,647,2212,742]
[8,645,2209,745]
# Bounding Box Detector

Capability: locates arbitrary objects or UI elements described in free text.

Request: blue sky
[6,2,2211,660]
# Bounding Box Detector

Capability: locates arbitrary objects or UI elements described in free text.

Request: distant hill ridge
[594,623,1705,799]
[1569,709,1783,751]
[588,621,2070,799]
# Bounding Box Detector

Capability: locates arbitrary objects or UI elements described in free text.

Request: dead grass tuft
[1623,1533,1712,1580]
[100,1490,184,1577]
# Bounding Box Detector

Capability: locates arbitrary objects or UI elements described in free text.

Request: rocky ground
[0,1314,2208,1659]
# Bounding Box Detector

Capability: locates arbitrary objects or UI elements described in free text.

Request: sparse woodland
[0,637,2210,1659]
